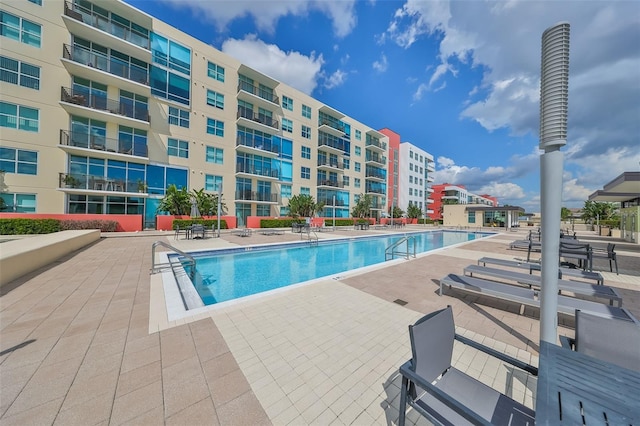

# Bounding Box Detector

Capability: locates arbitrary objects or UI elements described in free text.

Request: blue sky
[128,0,639,211]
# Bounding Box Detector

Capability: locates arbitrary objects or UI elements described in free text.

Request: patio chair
[398,306,537,426]
[174,225,188,240]
[560,309,640,372]
[591,243,618,274]
[190,224,206,239]
[559,241,592,271]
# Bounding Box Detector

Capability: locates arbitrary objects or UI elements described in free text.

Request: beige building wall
[443,204,484,227]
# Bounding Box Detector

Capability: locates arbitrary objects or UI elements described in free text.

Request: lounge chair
[439,273,636,322]
[560,310,640,372]
[463,264,621,306]
[398,306,537,426]
[591,243,618,274]
[559,241,592,271]
[476,257,604,285]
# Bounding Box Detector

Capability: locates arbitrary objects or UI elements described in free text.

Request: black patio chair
[591,243,618,274]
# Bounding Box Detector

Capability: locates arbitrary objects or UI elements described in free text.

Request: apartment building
[379,128,435,217]
[428,183,497,221]
[0,0,388,228]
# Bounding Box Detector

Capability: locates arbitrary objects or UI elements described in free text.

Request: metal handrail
[151,240,196,278]
[385,236,416,261]
[301,227,318,245]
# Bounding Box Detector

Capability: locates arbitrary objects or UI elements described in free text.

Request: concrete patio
[1,226,639,425]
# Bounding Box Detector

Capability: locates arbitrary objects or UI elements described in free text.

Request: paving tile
[209,369,252,407]
[0,397,63,426]
[165,397,220,426]
[115,360,161,398]
[215,392,271,426]
[54,392,113,426]
[110,380,163,425]
[163,368,210,418]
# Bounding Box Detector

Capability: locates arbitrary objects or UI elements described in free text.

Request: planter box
[610,229,621,238]
[599,226,611,236]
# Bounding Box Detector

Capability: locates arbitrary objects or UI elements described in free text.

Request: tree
[388,206,404,218]
[560,207,572,221]
[191,188,226,216]
[406,203,423,219]
[287,194,324,218]
[581,200,616,223]
[157,184,191,215]
[351,194,372,218]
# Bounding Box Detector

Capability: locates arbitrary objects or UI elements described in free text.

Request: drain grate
[393,299,408,306]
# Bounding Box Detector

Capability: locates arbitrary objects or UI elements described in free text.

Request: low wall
[156,215,237,230]
[0,213,142,232]
[0,230,101,287]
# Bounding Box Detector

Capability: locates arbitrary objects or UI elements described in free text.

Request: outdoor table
[536,340,640,425]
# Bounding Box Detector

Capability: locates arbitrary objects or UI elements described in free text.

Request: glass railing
[63,1,150,49]
[365,170,387,180]
[318,119,345,134]
[237,81,279,105]
[63,44,149,85]
[60,129,148,157]
[318,136,349,153]
[235,162,280,179]
[234,190,278,202]
[317,159,344,169]
[365,185,386,194]
[236,108,279,130]
[317,180,344,188]
[365,154,386,165]
[317,198,347,206]
[59,172,146,193]
[61,87,150,122]
[366,138,387,150]
[236,134,279,154]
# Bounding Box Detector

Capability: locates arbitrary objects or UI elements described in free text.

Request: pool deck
[1,226,639,425]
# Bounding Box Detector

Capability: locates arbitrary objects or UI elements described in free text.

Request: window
[168,106,189,127]
[355,146,361,156]
[205,174,222,192]
[0,192,36,212]
[206,146,223,164]
[1,11,41,47]
[151,33,190,75]
[206,89,224,109]
[343,159,350,169]
[168,138,188,158]
[281,184,292,198]
[355,129,361,140]
[301,104,311,119]
[301,125,311,139]
[409,163,413,171]
[300,187,310,196]
[0,146,37,174]
[0,55,40,89]
[0,101,38,132]
[409,176,413,183]
[118,126,147,156]
[301,166,310,179]
[119,90,148,121]
[301,146,311,159]
[342,176,349,186]
[281,118,293,133]
[256,204,270,216]
[354,178,361,188]
[206,118,224,137]
[410,151,413,159]
[409,188,413,196]
[468,211,476,224]
[354,162,361,172]
[207,61,224,82]
[282,96,293,111]
[28,0,42,4]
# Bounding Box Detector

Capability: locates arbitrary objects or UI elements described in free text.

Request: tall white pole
[217,187,222,237]
[539,22,570,344]
[332,195,336,228]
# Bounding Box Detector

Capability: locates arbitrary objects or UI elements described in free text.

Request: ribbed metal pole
[539,22,570,345]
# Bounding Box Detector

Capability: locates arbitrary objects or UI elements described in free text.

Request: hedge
[60,220,118,232]
[0,218,120,234]
[172,219,227,230]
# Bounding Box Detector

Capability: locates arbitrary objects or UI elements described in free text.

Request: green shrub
[417,218,436,224]
[60,220,118,232]
[599,219,620,229]
[0,218,61,234]
[172,219,227,230]
[260,218,300,228]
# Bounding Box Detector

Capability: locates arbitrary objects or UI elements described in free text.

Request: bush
[260,218,302,228]
[599,219,620,229]
[172,219,227,230]
[417,218,436,224]
[60,220,118,232]
[0,218,61,234]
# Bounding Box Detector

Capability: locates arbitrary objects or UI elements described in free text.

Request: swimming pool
[174,230,491,306]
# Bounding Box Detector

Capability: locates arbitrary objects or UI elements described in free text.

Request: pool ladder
[150,240,196,279]
[301,228,318,246]
[385,236,416,260]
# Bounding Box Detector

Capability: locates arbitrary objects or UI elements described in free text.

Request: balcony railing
[365,185,386,194]
[317,159,344,169]
[370,202,385,209]
[59,172,146,193]
[236,108,279,130]
[236,163,280,179]
[235,190,278,202]
[63,44,149,86]
[317,198,347,207]
[317,180,344,188]
[63,1,150,49]
[60,129,148,157]
[236,134,280,155]
[318,137,349,153]
[365,170,387,180]
[365,153,386,165]
[319,118,345,134]
[366,138,387,151]
[237,81,279,105]
[61,87,150,122]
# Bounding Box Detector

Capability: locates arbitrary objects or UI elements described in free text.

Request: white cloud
[159,0,357,37]
[478,182,525,200]
[221,35,324,95]
[373,53,388,72]
[324,69,348,90]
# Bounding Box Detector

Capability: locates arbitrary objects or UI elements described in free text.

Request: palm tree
[406,203,423,219]
[157,184,191,215]
[191,188,227,216]
[351,194,372,218]
[287,194,324,218]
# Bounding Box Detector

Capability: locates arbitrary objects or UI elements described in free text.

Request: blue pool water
[179,230,490,305]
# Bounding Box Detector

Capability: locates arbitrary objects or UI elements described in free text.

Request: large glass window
[301,146,311,159]
[0,101,38,132]
[119,90,148,121]
[206,89,224,109]
[70,116,106,149]
[1,11,41,47]
[206,118,224,137]
[118,125,147,156]
[300,187,310,196]
[282,96,293,111]
[301,104,311,119]
[0,55,39,89]
[0,192,36,212]
[0,146,37,174]
[73,76,107,110]
[150,66,190,105]
[301,125,311,139]
[206,146,223,164]
[168,138,188,158]
[281,118,292,133]
[150,33,190,75]
[281,184,292,199]
[301,166,310,179]
[205,174,222,192]
[168,106,189,127]
[207,61,224,82]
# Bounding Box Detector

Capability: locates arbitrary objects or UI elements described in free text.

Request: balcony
[318,119,346,137]
[370,201,385,210]
[237,80,280,111]
[60,87,150,126]
[59,129,148,159]
[365,170,387,182]
[317,158,344,171]
[235,163,280,180]
[236,107,279,133]
[317,180,344,189]
[236,134,279,157]
[318,135,349,156]
[365,153,386,166]
[317,198,347,207]
[59,172,147,196]
[365,138,387,153]
[365,185,386,195]
[61,44,149,93]
[234,190,278,203]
